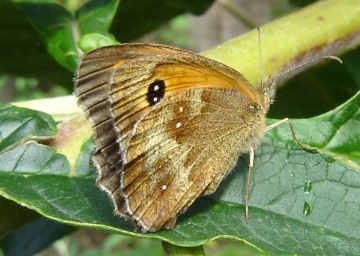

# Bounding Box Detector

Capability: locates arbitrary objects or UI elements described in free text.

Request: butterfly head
[260,78,276,112]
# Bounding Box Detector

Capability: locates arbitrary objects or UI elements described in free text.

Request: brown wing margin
[74,47,125,200]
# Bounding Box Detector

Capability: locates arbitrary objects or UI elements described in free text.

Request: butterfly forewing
[75,43,270,232]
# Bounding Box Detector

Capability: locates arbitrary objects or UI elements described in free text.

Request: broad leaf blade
[1,93,359,255]
[0,104,62,238]
[0,197,40,239]
[0,104,57,151]
[76,0,120,38]
[15,2,79,71]
[0,218,77,256]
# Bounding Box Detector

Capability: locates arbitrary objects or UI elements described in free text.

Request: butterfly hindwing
[120,87,265,232]
[75,43,270,232]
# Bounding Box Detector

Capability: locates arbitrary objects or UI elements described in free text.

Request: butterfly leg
[265,118,317,151]
[245,147,254,223]
[245,118,317,223]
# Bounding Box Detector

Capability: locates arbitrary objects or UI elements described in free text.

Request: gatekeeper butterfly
[74,43,276,232]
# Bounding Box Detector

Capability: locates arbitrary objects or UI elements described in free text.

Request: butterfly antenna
[274,55,342,81]
[257,27,264,86]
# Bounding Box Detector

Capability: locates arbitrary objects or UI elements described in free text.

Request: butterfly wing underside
[75,44,268,232]
[75,44,195,219]
[120,87,265,232]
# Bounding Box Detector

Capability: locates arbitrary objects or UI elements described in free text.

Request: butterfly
[74,43,275,232]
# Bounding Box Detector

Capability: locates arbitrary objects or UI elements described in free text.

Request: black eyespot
[147,80,165,106]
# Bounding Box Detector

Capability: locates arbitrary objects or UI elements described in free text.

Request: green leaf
[9,0,215,73]
[76,0,120,39]
[0,196,40,239]
[2,0,360,255]
[78,33,118,52]
[0,104,70,238]
[0,104,57,151]
[15,2,79,72]
[1,92,360,255]
[162,241,205,256]
[0,0,74,87]
[0,218,77,256]
[2,0,214,85]
[12,0,120,72]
